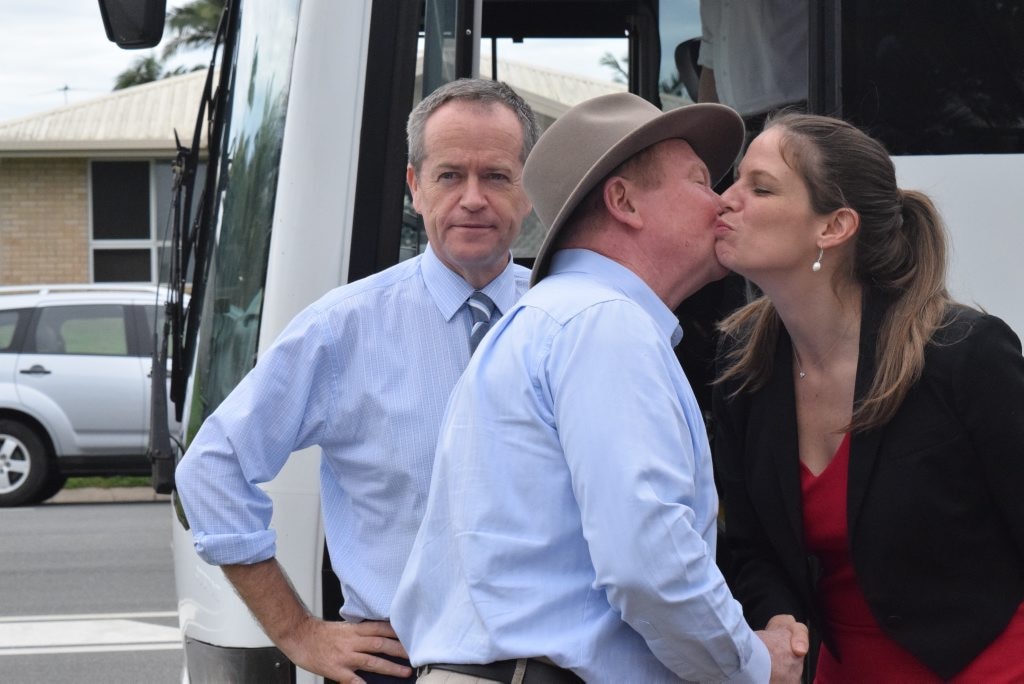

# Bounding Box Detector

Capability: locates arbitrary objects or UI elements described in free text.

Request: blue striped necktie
[467,291,495,354]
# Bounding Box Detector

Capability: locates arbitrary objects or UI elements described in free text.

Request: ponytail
[853,189,950,430]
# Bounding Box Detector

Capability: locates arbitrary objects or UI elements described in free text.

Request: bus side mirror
[97,0,167,49]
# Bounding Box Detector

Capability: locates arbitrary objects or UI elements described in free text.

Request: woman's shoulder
[924,304,1023,385]
[932,304,1020,348]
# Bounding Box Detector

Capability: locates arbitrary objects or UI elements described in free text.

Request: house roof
[481,56,626,120]
[0,70,209,157]
[0,58,684,159]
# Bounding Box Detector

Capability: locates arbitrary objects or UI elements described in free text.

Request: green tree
[114,55,163,90]
[600,51,684,96]
[600,51,628,84]
[112,0,225,90]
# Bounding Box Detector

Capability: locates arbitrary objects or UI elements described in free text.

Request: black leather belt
[424,658,583,684]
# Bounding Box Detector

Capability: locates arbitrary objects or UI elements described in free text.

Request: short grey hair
[406,78,540,172]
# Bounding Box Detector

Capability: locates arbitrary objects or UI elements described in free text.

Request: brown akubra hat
[523,92,744,285]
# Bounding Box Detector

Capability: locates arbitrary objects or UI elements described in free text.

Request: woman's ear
[821,207,860,249]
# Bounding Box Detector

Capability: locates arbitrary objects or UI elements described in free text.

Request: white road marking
[0,611,177,623]
[0,612,182,656]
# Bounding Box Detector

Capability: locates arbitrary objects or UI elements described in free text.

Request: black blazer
[713,291,1024,679]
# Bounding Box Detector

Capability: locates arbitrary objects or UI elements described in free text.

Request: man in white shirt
[698,0,808,126]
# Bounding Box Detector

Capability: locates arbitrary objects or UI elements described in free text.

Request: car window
[0,310,20,351]
[34,305,129,356]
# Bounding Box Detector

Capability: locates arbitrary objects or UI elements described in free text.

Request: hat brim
[528,102,743,286]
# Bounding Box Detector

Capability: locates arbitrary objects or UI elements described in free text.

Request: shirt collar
[421,244,521,322]
[549,249,684,347]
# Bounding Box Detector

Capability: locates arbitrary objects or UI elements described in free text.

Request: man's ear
[820,206,859,249]
[603,176,644,230]
[406,164,422,214]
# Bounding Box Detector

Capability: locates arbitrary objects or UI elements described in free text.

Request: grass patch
[65,476,152,489]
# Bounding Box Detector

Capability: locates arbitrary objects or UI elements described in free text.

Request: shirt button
[885,615,903,628]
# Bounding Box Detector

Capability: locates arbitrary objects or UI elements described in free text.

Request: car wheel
[35,471,70,504]
[0,420,52,507]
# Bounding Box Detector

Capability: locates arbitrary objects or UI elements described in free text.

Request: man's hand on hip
[280,617,412,683]
[221,559,411,682]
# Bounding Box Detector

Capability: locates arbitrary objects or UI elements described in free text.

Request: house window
[89,160,203,284]
[92,161,150,240]
[93,249,153,282]
[90,160,155,283]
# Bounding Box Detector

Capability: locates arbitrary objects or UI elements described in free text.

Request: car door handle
[19,364,52,375]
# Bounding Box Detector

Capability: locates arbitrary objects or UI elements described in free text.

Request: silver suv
[0,285,172,506]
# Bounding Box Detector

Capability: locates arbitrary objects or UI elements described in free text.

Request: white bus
[99,0,1023,681]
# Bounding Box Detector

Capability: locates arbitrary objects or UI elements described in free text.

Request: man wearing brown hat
[391,93,808,682]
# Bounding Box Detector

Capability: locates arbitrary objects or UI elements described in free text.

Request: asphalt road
[1,491,183,683]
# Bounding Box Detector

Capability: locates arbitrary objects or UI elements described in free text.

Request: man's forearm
[221,557,311,649]
[698,67,719,103]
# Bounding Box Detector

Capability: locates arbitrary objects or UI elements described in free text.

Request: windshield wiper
[149,0,238,493]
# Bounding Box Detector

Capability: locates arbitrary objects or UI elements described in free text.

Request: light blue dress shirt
[174,245,529,622]
[393,249,769,683]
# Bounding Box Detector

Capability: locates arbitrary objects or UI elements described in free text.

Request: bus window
[402,0,688,266]
[658,0,702,104]
[189,0,300,437]
[841,0,1024,155]
[402,34,632,264]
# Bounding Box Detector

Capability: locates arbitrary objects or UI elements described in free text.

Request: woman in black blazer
[711,113,1024,682]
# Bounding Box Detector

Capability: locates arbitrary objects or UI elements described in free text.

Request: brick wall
[0,158,90,285]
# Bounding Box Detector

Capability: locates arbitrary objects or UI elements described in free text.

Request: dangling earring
[812,246,823,273]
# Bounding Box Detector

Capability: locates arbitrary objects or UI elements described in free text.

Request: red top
[800,433,1024,683]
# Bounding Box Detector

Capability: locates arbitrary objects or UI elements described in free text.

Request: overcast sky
[0,0,196,122]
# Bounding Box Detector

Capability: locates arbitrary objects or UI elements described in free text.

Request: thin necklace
[792,320,855,380]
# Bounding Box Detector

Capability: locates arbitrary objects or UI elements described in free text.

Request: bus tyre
[0,420,52,507]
